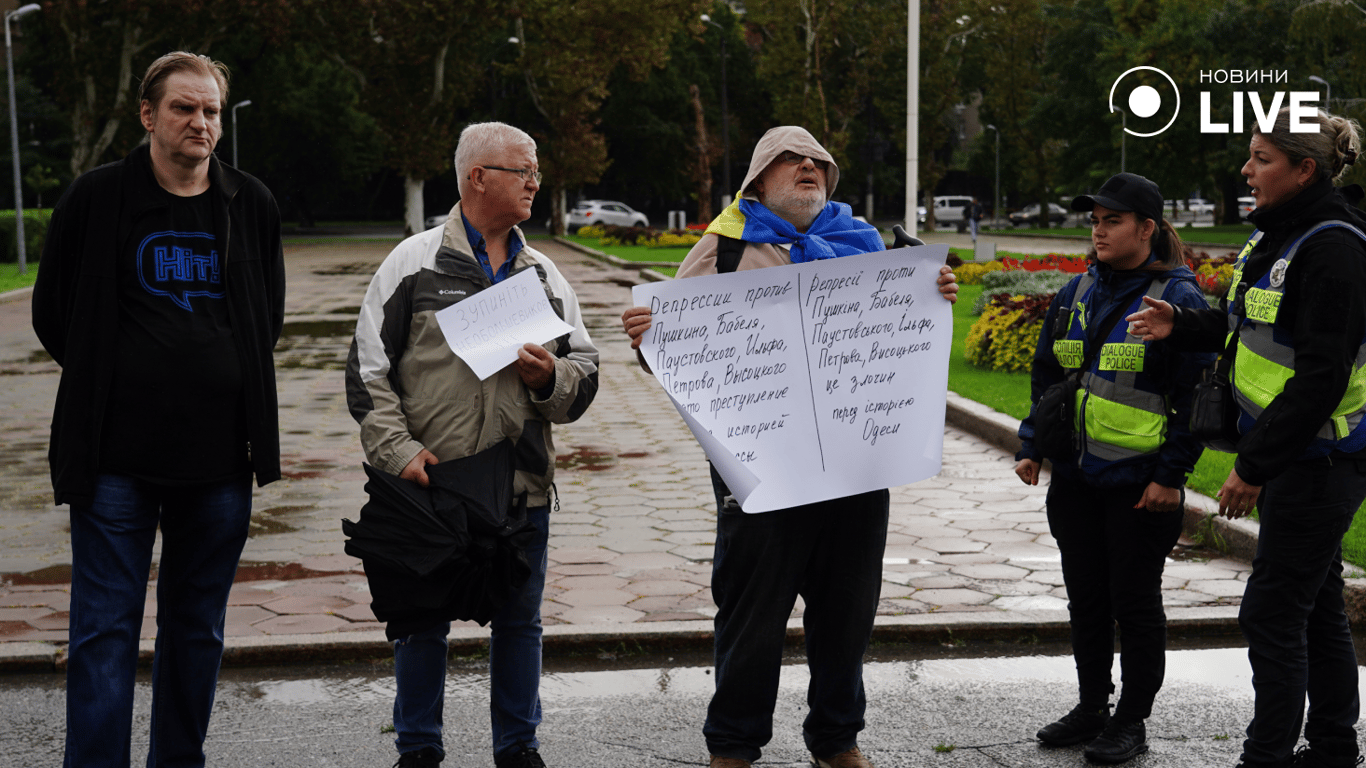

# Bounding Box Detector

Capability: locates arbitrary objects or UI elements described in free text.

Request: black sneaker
[1291,746,1366,768]
[393,747,442,768]
[1084,719,1148,764]
[1037,703,1111,746]
[495,745,547,768]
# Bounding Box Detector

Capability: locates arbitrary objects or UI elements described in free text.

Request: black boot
[1037,703,1111,746]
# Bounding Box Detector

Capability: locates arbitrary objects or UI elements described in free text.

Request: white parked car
[1009,202,1068,227]
[1238,196,1256,219]
[1186,198,1214,215]
[566,200,649,231]
[424,213,449,230]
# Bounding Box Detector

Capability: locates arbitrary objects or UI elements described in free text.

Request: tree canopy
[10,0,1363,227]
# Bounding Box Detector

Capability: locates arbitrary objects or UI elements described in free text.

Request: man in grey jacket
[346,121,599,768]
[622,126,958,768]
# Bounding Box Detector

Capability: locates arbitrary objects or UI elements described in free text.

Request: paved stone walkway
[0,238,1252,664]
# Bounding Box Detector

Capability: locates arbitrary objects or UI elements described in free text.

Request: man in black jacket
[31,51,284,767]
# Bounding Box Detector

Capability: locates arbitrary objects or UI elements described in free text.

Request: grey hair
[454,122,537,196]
[1255,106,1362,183]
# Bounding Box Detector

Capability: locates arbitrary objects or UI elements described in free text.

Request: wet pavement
[0,235,1269,670]
[0,640,1309,767]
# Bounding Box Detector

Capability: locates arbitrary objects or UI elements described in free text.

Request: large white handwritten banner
[436,267,575,380]
[631,244,952,513]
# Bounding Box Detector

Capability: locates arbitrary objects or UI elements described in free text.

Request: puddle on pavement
[232,561,352,582]
[248,504,317,537]
[1,557,350,589]
[1,564,73,586]
[274,321,351,370]
[0,348,57,374]
[219,640,1270,706]
[312,262,379,276]
[280,320,356,338]
[1168,542,1219,562]
[556,446,652,472]
[557,446,616,472]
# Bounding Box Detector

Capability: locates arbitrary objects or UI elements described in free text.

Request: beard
[763,188,827,232]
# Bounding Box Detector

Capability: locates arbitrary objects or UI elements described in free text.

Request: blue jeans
[703,466,889,763]
[392,505,550,760]
[1239,457,1366,766]
[64,472,252,768]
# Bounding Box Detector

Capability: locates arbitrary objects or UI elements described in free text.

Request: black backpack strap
[715,235,746,274]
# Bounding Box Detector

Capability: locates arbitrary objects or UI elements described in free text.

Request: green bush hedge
[0,209,52,263]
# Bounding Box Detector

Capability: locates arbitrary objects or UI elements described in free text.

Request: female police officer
[1129,108,1366,768]
[1015,172,1213,763]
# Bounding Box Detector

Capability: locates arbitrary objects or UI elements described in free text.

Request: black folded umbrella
[342,439,537,634]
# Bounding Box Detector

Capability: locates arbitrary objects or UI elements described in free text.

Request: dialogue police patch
[136,231,224,311]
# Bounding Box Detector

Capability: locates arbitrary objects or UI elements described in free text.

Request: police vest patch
[1099,342,1145,372]
[1244,287,1282,324]
[1053,339,1083,369]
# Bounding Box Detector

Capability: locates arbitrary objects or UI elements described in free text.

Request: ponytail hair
[1145,218,1189,271]
[1256,106,1361,183]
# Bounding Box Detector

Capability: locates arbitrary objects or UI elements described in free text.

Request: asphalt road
[0,640,1321,768]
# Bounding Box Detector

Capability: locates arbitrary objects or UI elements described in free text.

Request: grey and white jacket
[345,203,599,506]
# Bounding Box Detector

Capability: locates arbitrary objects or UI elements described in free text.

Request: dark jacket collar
[1246,177,1362,235]
[123,142,247,216]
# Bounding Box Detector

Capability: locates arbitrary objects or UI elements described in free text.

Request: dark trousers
[1239,457,1366,766]
[1046,475,1184,722]
[703,466,889,763]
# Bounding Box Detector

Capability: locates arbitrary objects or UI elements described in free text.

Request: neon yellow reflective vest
[1228,221,1366,454]
[1053,275,1173,470]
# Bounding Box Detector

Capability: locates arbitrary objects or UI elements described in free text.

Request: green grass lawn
[0,262,38,293]
[563,234,691,263]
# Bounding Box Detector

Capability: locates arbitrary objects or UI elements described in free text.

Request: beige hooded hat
[739,126,840,203]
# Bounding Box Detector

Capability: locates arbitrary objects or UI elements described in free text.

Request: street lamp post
[985,124,999,228]
[6,3,39,275]
[700,14,731,205]
[1113,107,1126,173]
[1309,75,1331,111]
[231,99,252,169]
[489,36,519,120]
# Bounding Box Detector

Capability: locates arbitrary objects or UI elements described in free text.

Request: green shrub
[0,209,52,263]
[972,270,1073,315]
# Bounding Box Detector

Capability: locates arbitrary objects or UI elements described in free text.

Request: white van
[932,196,976,232]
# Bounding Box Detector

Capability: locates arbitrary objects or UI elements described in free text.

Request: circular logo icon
[1108,66,1181,137]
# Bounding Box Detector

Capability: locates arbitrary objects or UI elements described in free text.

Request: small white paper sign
[631,245,952,513]
[436,268,575,380]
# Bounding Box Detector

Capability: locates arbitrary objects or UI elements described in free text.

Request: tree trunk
[66,17,148,177]
[690,84,713,225]
[404,175,424,238]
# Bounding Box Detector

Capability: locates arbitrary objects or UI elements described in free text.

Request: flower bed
[964,293,1054,373]
[580,224,703,249]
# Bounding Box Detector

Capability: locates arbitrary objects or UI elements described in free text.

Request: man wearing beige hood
[622,126,958,768]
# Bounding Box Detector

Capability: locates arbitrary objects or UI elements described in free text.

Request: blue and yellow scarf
[705,197,885,263]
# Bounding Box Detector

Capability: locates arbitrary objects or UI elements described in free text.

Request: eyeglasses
[482,166,543,184]
[777,151,829,172]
